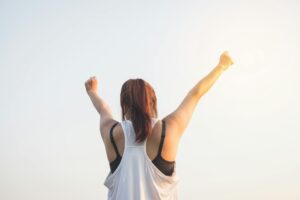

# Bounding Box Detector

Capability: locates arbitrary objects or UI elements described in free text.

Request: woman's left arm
[85,76,117,140]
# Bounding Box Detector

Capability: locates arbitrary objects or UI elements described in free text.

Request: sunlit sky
[1,0,300,199]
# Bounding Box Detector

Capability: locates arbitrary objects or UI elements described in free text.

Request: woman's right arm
[163,51,234,138]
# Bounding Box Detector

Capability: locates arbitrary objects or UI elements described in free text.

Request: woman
[85,51,234,200]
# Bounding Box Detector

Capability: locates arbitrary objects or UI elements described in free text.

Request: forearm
[87,92,112,117]
[190,64,225,98]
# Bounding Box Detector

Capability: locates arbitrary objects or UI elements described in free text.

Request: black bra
[109,120,175,176]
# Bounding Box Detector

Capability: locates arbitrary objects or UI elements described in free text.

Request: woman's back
[104,118,180,200]
[107,119,180,169]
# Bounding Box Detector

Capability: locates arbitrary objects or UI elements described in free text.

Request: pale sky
[0,0,300,199]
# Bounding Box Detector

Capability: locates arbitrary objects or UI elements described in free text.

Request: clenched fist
[85,76,98,94]
[218,51,234,71]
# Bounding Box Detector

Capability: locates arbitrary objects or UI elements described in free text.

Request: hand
[85,76,98,95]
[218,51,234,70]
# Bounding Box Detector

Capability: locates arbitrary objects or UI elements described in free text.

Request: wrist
[216,64,226,71]
[87,90,98,97]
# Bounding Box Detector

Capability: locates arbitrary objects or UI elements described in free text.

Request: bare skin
[85,51,234,164]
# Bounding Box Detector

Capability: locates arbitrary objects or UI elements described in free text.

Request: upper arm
[99,117,120,143]
[162,89,201,138]
[98,104,119,143]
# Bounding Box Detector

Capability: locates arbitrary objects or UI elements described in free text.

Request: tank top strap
[156,119,166,155]
[151,117,160,127]
[109,122,121,157]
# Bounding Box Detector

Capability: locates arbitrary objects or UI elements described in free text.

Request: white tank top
[103,118,180,200]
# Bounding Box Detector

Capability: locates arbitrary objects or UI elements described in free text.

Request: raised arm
[85,76,117,140]
[163,51,234,138]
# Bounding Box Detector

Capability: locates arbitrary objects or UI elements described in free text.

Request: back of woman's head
[120,78,157,143]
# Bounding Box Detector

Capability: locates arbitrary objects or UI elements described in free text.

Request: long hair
[120,79,157,143]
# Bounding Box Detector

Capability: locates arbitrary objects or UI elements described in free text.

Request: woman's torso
[104,118,180,200]
[105,118,180,174]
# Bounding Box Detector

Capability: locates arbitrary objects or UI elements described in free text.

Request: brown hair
[120,79,157,143]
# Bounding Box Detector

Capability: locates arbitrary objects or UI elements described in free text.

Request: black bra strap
[109,122,121,157]
[157,120,166,156]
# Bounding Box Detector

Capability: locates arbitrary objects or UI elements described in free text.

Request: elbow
[189,87,204,99]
